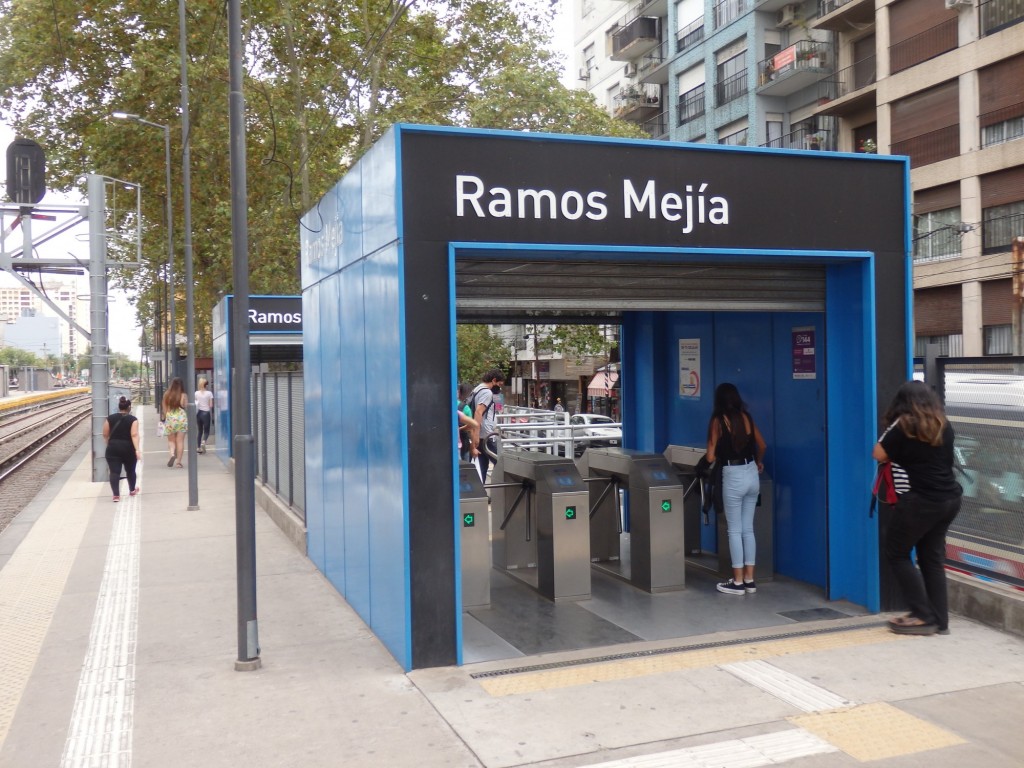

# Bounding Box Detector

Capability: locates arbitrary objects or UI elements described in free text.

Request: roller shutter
[913,285,962,335]
[981,166,1024,208]
[982,279,1012,326]
[914,183,960,215]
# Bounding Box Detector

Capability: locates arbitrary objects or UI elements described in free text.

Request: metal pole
[179,0,199,509]
[163,125,175,409]
[228,0,260,670]
[1013,237,1023,357]
[88,174,110,482]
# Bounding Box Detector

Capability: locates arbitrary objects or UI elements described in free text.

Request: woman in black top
[104,396,141,501]
[873,381,962,635]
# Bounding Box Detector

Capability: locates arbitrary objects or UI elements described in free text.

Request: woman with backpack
[873,380,962,636]
[707,382,767,596]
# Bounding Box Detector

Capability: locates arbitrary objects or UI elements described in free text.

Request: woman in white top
[194,377,214,454]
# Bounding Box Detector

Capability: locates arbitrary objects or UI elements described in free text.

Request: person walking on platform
[707,382,767,596]
[103,395,140,501]
[470,369,505,482]
[874,380,962,636]
[162,377,189,468]
[195,377,214,454]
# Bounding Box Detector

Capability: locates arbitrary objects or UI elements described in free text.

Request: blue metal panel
[320,277,346,592]
[340,261,368,613]
[211,319,230,465]
[660,312,715,449]
[363,241,410,667]
[770,313,827,587]
[303,285,326,570]
[300,182,340,288]
[340,160,364,270]
[362,129,399,258]
[825,259,879,609]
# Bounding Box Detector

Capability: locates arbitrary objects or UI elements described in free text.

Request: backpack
[870,461,909,516]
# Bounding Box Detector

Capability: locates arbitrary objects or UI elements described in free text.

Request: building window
[913,208,961,262]
[715,53,747,106]
[982,200,1024,254]
[984,325,1013,355]
[914,334,963,357]
[713,0,747,29]
[719,127,748,145]
[981,115,1024,148]
[678,84,706,125]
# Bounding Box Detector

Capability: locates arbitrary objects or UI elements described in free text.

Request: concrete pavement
[0,411,1022,767]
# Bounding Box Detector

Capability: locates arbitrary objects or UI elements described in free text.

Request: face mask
[491,385,502,394]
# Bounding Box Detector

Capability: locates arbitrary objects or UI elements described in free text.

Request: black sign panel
[247,296,302,333]
[400,130,907,255]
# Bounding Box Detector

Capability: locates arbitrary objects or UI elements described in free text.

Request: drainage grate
[778,607,852,622]
[469,619,887,680]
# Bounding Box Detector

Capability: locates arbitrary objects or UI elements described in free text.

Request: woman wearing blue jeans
[707,383,767,596]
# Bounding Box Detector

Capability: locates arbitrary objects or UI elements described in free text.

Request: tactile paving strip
[0,458,93,748]
[790,701,966,761]
[478,626,896,697]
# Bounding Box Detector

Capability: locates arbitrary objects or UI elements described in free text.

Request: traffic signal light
[6,138,46,205]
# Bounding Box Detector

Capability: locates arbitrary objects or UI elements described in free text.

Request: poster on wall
[792,326,817,379]
[679,339,701,398]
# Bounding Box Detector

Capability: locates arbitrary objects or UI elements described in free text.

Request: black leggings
[106,440,137,496]
[196,409,212,446]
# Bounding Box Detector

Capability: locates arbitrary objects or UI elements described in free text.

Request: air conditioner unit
[943,0,971,9]
[623,62,638,77]
[776,4,798,27]
[579,67,591,81]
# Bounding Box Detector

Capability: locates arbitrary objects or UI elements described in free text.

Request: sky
[1,2,576,362]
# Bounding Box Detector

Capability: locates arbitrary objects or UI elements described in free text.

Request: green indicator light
[661,500,672,513]
[565,506,577,520]
[463,513,475,527]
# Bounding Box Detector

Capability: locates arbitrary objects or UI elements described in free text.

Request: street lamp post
[111,112,175,406]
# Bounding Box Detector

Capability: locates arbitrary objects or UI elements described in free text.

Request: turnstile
[458,461,490,610]
[490,451,590,601]
[663,445,706,557]
[581,448,686,592]
[717,474,774,581]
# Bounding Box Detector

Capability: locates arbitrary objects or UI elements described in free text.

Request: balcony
[638,40,670,84]
[814,56,876,115]
[678,85,706,126]
[757,41,833,97]
[611,13,661,61]
[716,71,748,107]
[980,0,1024,36]
[614,83,662,121]
[890,19,957,75]
[813,0,874,31]
[760,126,836,151]
[640,111,670,140]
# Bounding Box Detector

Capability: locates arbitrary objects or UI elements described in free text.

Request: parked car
[570,413,622,456]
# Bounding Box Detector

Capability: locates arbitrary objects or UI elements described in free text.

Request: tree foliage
[0,0,642,356]
[456,324,510,385]
[540,324,612,365]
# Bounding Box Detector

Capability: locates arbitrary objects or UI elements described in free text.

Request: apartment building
[0,281,88,358]
[572,0,1024,355]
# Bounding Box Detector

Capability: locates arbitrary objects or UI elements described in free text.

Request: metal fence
[252,370,305,518]
[921,356,1024,590]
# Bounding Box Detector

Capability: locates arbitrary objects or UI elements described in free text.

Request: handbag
[157,420,166,438]
[870,461,908,516]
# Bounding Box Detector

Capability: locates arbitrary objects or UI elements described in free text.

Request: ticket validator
[580,448,686,593]
[458,461,490,610]
[490,451,590,601]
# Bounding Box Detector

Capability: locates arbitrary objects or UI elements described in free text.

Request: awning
[587,371,619,397]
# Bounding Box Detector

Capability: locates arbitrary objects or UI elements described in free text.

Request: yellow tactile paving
[0,465,93,748]
[478,626,896,697]
[790,701,966,762]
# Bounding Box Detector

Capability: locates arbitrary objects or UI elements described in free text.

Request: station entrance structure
[300,125,911,671]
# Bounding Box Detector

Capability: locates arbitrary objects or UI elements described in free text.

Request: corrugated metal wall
[252,371,305,518]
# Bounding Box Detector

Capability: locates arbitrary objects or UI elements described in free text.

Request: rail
[0,398,91,483]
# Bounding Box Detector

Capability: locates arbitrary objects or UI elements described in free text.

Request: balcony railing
[758,40,832,87]
[715,71,748,106]
[890,18,957,75]
[818,55,876,102]
[614,83,662,120]
[980,103,1024,148]
[890,124,959,168]
[639,40,668,76]
[982,211,1024,254]
[760,126,835,151]
[819,0,857,15]
[980,0,1024,35]
[713,0,747,28]
[676,18,705,52]
[641,111,669,140]
[913,227,961,263]
[678,85,706,125]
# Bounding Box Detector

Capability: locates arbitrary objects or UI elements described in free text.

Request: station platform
[1,414,1023,767]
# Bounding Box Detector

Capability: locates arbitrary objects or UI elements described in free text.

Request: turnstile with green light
[490,450,590,601]
[580,448,687,593]
[458,461,490,610]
